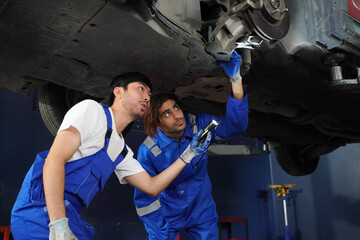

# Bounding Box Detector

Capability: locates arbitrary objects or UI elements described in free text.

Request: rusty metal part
[244,0,290,41]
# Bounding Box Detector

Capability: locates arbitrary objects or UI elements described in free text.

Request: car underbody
[1,0,360,175]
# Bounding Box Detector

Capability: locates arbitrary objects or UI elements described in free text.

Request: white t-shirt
[58,99,145,184]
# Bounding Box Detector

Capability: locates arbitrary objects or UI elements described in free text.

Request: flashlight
[199,119,219,142]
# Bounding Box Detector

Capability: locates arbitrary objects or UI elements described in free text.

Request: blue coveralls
[134,94,248,240]
[11,105,127,240]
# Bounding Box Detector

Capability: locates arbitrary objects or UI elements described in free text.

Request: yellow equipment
[268,184,296,240]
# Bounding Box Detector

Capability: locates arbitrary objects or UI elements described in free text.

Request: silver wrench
[235,36,263,49]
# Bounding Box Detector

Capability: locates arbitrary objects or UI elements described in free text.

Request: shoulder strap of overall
[143,136,162,157]
[101,103,128,160]
[101,103,113,150]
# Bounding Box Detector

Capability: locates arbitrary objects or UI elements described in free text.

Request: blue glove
[180,130,212,163]
[49,218,78,240]
[218,51,242,83]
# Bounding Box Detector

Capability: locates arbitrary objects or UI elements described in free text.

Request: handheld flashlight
[199,119,219,142]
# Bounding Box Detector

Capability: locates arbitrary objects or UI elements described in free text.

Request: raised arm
[209,50,249,139]
[231,79,245,100]
[218,50,245,100]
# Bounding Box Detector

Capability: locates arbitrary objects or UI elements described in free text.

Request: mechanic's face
[157,99,186,140]
[121,82,151,118]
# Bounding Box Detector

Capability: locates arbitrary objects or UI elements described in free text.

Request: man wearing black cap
[11,72,211,240]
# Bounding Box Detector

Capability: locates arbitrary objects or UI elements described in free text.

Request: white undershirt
[58,99,145,184]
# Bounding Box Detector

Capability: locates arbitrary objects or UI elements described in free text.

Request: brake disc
[244,0,290,41]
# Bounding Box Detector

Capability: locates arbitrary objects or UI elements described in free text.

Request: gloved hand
[218,51,242,83]
[49,218,78,240]
[180,130,212,163]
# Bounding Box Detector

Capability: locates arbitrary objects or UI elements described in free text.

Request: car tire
[274,144,319,176]
[38,83,70,136]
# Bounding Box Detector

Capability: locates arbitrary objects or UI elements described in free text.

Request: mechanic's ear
[113,86,124,100]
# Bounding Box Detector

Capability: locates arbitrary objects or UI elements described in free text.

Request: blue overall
[11,105,127,240]
[134,95,248,240]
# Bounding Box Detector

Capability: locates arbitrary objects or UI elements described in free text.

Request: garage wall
[269,145,360,240]
[0,88,54,227]
[209,153,275,240]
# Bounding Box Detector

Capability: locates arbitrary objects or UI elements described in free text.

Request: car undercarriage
[1,0,360,175]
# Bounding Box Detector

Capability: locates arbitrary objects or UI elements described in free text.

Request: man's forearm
[231,81,244,100]
[126,158,187,196]
[43,160,67,222]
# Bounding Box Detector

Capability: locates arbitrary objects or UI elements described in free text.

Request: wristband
[230,72,242,83]
[179,145,197,163]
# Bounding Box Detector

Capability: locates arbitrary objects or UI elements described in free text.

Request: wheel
[38,84,70,136]
[273,144,319,176]
[38,83,92,136]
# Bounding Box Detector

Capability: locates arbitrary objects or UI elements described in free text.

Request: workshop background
[0,88,359,239]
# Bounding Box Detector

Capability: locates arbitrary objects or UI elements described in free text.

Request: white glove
[49,218,78,240]
[180,130,212,163]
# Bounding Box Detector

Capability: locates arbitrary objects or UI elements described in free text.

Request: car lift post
[268,184,296,240]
